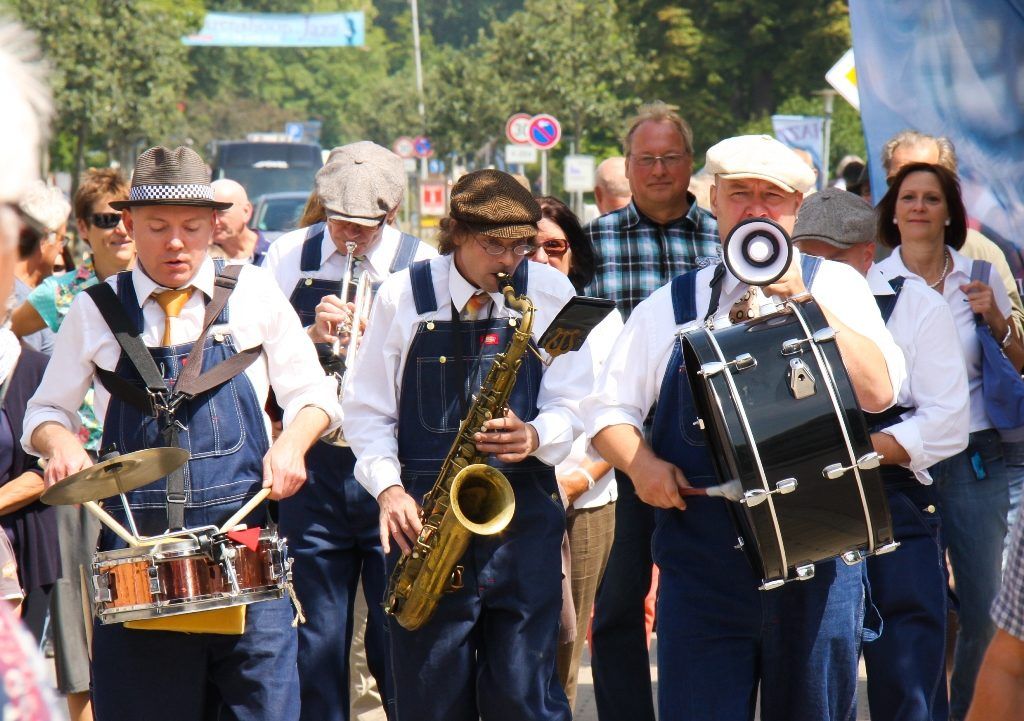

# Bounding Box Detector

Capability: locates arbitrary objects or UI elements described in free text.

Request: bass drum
[681,296,897,590]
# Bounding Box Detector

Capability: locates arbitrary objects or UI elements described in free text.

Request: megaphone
[723,218,793,286]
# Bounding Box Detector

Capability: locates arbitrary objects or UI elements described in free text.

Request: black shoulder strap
[704,263,728,321]
[410,259,437,314]
[389,232,421,273]
[873,276,906,324]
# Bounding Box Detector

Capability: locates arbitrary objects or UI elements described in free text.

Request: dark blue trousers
[590,473,657,721]
[279,443,391,721]
[92,597,298,721]
[864,483,949,721]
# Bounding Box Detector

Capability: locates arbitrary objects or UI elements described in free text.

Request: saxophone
[384,273,532,630]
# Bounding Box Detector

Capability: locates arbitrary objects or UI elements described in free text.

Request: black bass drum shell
[680,297,894,586]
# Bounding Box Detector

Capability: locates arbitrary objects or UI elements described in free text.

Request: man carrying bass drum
[583,135,906,721]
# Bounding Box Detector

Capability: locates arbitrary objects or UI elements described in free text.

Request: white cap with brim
[705,135,817,195]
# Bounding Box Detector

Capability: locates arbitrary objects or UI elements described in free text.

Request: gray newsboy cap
[792,187,877,249]
[316,141,405,226]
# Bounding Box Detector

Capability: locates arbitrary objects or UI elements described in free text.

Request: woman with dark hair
[531,196,624,711]
[876,161,1024,718]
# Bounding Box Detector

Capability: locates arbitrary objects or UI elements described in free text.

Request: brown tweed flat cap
[449,169,540,239]
[110,146,230,211]
[316,141,405,226]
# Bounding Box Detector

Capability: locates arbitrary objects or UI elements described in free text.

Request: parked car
[249,191,309,243]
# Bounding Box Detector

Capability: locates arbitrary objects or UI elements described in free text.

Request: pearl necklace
[926,250,951,289]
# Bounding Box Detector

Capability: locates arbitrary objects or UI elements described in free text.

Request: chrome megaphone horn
[723,218,793,287]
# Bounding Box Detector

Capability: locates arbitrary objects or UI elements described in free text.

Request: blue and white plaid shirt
[993,513,1024,640]
[584,194,720,319]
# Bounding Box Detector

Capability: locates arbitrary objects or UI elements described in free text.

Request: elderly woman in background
[12,181,70,354]
[531,196,624,712]
[875,161,1024,721]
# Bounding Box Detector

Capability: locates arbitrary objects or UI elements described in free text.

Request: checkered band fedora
[109,146,231,211]
[449,169,540,239]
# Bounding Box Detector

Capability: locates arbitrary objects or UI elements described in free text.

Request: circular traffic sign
[528,114,561,150]
[413,135,434,159]
[506,113,532,145]
[393,136,415,159]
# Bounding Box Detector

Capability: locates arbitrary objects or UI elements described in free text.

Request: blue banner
[183,12,365,47]
[772,115,826,191]
[849,0,1024,254]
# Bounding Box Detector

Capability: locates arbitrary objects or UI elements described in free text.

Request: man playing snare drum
[23,146,342,721]
[584,135,906,721]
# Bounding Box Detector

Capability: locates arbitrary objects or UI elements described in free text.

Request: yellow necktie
[154,287,193,345]
[462,292,490,321]
[729,287,759,324]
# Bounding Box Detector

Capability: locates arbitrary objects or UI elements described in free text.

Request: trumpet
[322,242,373,447]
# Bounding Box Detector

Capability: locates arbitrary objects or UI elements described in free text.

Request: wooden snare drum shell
[682,298,894,586]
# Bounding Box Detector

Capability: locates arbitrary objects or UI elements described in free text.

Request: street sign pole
[540,150,548,196]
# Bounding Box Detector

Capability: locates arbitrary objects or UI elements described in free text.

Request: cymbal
[41,448,190,506]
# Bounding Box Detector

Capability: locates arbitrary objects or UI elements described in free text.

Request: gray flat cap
[792,187,877,249]
[316,141,405,226]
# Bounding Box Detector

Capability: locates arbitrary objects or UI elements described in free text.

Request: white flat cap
[705,135,816,195]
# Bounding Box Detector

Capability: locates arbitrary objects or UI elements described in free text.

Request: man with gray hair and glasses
[585,101,719,721]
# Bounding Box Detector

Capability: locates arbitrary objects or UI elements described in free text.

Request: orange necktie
[462,292,490,321]
[154,287,193,345]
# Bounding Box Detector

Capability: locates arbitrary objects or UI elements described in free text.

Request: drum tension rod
[780,327,837,356]
[742,478,797,507]
[822,452,883,480]
[699,353,757,377]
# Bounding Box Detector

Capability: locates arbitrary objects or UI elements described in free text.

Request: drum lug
[147,565,162,596]
[795,563,816,581]
[874,540,900,555]
[742,477,798,507]
[759,578,786,591]
[93,574,112,604]
[699,361,725,377]
[787,358,816,399]
[781,337,807,355]
[692,418,705,430]
[734,536,745,550]
[841,549,865,566]
[812,327,837,344]
[700,353,757,377]
[823,452,883,480]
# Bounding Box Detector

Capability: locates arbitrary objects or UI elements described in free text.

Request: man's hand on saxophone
[472,408,539,463]
[377,485,423,555]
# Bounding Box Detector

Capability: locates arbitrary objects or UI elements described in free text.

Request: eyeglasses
[630,153,688,168]
[475,237,536,257]
[90,212,123,229]
[538,238,569,257]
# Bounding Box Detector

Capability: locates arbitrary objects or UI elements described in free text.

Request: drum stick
[678,479,744,502]
[219,487,272,533]
[83,501,140,547]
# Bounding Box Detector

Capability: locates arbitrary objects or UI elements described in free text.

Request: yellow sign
[826,49,859,111]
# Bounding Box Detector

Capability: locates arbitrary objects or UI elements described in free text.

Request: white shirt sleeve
[882,282,970,482]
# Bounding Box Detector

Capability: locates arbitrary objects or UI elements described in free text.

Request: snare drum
[681,296,897,590]
[91,528,291,624]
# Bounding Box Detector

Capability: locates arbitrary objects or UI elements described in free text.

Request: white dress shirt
[868,266,970,483]
[556,308,624,510]
[263,223,437,299]
[584,248,907,441]
[342,254,594,499]
[876,246,1011,433]
[22,257,342,455]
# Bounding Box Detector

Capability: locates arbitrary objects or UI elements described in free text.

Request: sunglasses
[90,212,123,229]
[539,238,569,257]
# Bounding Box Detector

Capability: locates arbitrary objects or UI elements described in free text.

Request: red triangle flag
[227,527,261,552]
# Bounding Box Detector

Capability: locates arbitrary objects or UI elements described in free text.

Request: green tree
[7,0,202,177]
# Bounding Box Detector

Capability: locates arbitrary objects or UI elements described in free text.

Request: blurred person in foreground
[0,16,70,721]
[794,187,969,721]
[13,182,69,354]
[875,162,1024,720]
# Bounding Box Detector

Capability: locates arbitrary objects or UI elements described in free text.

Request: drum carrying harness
[85,263,262,530]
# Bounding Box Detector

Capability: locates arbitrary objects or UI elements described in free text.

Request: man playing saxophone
[343,170,594,721]
[263,141,435,721]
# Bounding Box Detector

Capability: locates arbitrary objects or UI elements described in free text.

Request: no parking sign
[528,115,561,150]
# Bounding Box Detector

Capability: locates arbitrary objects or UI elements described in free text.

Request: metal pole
[820,90,837,188]
[410,0,427,226]
[541,151,548,196]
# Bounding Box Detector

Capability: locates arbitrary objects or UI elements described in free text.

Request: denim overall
[90,268,298,721]
[281,226,419,721]
[863,279,950,721]
[651,259,865,721]
[385,259,570,721]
